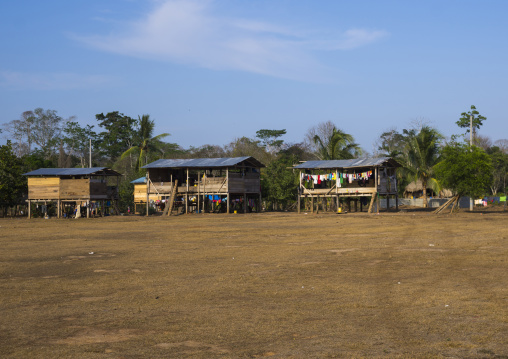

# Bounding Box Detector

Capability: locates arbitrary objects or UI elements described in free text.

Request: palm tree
[121,114,170,170]
[401,126,442,208]
[313,127,361,160]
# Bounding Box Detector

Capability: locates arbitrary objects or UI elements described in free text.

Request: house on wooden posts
[23,167,122,218]
[292,157,400,213]
[141,156,265,215]
[131,176,164,214]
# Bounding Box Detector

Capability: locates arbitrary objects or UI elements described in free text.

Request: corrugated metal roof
[130,177,147,184]
[293,157,399,169]
[23,167,121,176]
[142,156,265,169]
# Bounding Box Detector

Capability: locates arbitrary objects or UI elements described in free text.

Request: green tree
[486,146,508,195]
[401,126,442,208]
[313,127,361,160]
[0,141,27,215]
[96,111,137,162]
[376,128,406,159]
[62,121,97,168]
[224,136,271,165]
[256,129,286,153]
[456,105,487,142]
[187,144,226,158]
[120,114,170,170]
[435,143,492,200]
[262,153,299,210]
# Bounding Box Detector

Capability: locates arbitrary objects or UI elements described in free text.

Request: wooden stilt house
[131,176,164,214]
[141,156,265,215]
[293,157,400,213]
[23,167,122,218]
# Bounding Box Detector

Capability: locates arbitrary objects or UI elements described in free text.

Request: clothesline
[301,171,373,186]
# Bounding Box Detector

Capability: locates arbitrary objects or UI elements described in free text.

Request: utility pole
[89,138,92,168]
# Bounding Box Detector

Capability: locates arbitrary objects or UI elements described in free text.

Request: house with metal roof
[23,167,122,218]
[292,157,400,213]
[140,156,265,215]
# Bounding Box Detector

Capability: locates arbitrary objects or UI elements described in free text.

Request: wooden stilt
[28,200,31,219]
[368,194,375,214]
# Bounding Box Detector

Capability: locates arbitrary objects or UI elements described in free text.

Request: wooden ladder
[163,180,178,216]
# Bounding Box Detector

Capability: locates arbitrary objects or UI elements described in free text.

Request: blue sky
[1,0,507,153]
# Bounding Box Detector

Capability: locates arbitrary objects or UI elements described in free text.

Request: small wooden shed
[23,167,122,218]
[292,157,400,213]
[141,156,265,215]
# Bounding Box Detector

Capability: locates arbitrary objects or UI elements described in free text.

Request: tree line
[1,105,507,215]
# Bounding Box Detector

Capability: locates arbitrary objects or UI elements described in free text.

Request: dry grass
[0,211,507,358]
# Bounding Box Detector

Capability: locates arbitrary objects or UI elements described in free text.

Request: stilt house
[141,156,264,215]
[293,157,400,213]
[23,167,122,218]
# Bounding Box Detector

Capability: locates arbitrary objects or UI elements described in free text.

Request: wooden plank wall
[133,184,162,203]
[28,178,60,199]
[60,179,90,199]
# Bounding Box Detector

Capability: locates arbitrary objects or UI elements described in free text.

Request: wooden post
[375,167,378,192]
[226,169,230,214]
[28,200,31,219]
[197,171,200,214]
[377,193,380,214]
[311,196,314,214]
[298,170,302,214]
[186,168,189,214]
[387,195,390,212]
[87,201,90,218]
[146,171,150,217]
[395,194,399,211]
[244,193,247,213]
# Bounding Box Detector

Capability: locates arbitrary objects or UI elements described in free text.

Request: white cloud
[0,70,114,91]
[74,0,388,81]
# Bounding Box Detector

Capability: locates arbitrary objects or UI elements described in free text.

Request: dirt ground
[0,210,507,358]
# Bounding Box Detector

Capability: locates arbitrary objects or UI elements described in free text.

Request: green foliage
[21,150,54,171]
[313,127,361,160]
[96,111,137,162]
[376,129,406,159]
[0,141,27,212]
[486,146,508,195]
[434,143,492,198]
[262,153,299,210]
[62,121,97,167]
[117,171,141,212]
[456,105,486,135]
[400,126,442,207]
[120,114,170,170]
[225,136,272,165]
[256,129,286,152]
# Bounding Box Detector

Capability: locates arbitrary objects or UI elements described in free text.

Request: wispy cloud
[0,70,114,91]
[74,0,388,82]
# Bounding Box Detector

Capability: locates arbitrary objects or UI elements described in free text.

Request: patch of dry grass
[0,212,507,358]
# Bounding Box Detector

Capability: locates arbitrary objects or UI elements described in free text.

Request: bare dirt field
[0,210,507,358]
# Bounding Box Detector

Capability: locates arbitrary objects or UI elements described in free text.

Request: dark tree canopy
[434,143,492,199]
[96,111,137,162]
[0,141,27,212]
